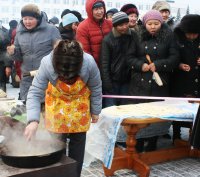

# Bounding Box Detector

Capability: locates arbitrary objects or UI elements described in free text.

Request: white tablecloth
[84,100,199,169]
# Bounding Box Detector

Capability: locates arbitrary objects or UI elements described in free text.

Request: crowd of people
[0,0,200,176]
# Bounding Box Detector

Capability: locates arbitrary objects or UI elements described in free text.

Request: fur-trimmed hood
[137,23,173,43]
[174,14,200,42]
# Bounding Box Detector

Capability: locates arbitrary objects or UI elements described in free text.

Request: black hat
[9,20,18,28]
[106,8,118,17]
[21,4,41,19]
[120,4,139,16]
[179,14,200,33]
[70,10,84,22]
[53,40,83,81]
[112,12,129,27]
[61,9,70,19]
[92,2,104,9]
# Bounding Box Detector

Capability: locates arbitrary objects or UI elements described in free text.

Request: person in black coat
[99,12,140,107]
[171,14,200,141]
[190,105,200,149]
[129,10,179,99]
[59,13,79,40]
[0,22,12,92]
[58,10,82,40]
[128,10,179,152]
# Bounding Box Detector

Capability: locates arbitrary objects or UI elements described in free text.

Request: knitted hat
[179,14,200,33]
[120,4,139,16]
[62,13,79,27]
[49,16,59,25]
[152,1,171,13]
[92,2,104,9]
[112,12,129,27]
[21,4,41,19]
[143,10,163,25]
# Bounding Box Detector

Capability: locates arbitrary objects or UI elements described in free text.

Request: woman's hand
[142,63,150,72]
[149,63,156,72]
[197,58,200,66]
[179,63,190,72]
[24,121,39,141]
[7,45,15,55]
[5,67,12,77]
[91,114,99,123]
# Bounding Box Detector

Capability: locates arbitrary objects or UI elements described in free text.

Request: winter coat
[0,27,11,67]
[129,23,179,100]
[190,105,200,148]
[58,22,75,40]
[100,28,140,92]
[76,0,112,65]
[27,52,102,123]
[12,12,61,100]
[171,27,200,97]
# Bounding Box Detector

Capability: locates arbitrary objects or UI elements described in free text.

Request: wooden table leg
[124,124,150,177]
[103,123,150,177]
[103,121,193,177]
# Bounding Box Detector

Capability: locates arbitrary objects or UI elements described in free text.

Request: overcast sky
[168,0,200,13]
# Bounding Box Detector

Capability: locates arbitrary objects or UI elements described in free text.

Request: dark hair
[53,40,83,84]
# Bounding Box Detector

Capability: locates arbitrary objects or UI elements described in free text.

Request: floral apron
[45,77,91,133]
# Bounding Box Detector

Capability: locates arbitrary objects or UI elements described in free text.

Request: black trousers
[61,132,86,177]
[190,106,200,149]
[0,62,6,92]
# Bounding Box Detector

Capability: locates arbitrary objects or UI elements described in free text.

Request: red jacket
[76,0,112,65]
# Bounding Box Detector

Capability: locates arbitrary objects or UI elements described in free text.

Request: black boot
[172,121,181,142]
[145,136,158,152]
[135,138,145,153]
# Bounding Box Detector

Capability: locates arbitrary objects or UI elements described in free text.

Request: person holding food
[24,40,102,176]
[128,10,179,152]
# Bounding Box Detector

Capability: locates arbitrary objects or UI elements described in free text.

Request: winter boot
[135,138,145,153]
[145,136,158,152]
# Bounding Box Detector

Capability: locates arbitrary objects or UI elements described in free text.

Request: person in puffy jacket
[76,0,112,65]
[7,4,61,101]
[24,40,102,177]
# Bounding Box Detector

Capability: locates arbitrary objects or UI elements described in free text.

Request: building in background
[0,0,198,28]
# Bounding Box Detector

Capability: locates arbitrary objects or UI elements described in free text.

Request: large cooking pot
[0,116,66,168]
[1,146,66,168]
[1,138,66,168]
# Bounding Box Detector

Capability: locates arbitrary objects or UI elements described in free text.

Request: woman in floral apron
[24,40,102,176]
